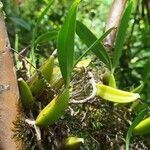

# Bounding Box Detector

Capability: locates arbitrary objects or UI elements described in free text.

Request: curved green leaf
[10,17,31,31]
[125,109,148,150]
[57,0,80,87]
[30,0,54,67]
[33,0,54,40]
[34,30,58,46]
[112,1,133,72]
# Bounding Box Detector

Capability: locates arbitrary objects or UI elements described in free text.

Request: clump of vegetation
[1,0,150,149]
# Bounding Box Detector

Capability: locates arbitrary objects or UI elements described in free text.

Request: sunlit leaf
[112,1,133,72]
[57,0,80,87]
[125,108,148,150]
[133,117,150,135]
[76,21,113,69]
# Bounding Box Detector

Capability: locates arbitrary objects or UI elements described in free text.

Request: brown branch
[104,0,127,49]
[0,11,20,149]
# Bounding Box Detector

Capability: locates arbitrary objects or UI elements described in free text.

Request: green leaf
[10,17,31,31]
[36,88,69,127]
[142,58,150,83]
[30,0,54,70]
[33,0,54,40]
[76,21,112,69]
[34,30,58,46]
[131,81,144,93]
[112,1,133,72]
[125,109,148,150]
[57,0,80,87]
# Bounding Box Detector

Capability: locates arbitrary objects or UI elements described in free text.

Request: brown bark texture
[0,11,19,150]
[105,0,127,48]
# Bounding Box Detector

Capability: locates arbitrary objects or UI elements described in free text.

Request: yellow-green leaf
[96,83,140,103]
[35,88,69,127]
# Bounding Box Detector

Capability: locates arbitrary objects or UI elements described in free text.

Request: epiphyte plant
[35,0,80,127]
[16,0,149,149]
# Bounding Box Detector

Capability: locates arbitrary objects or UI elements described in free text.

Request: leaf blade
[34,30,58,46]
[10,17,31,31]
[125,109,148,150]
[112,1,133,71]
[57,0,80,87]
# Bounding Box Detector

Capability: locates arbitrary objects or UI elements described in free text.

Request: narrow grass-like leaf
[34,30,58,46]
[33,0,54,41]
[74,31,110,68]
[112,1,133,72]
[10,17,31,31]
[125,108,148,150]
[142,58,150,83]
[76,21,113,69]
[57,0,80,87]
[131,81,144,93]
[30,0,54,67]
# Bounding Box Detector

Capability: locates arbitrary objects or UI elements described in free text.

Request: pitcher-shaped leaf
[57,0,80,87]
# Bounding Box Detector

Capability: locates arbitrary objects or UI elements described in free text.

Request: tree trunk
[0,11,19,150]
[105,0,127,48]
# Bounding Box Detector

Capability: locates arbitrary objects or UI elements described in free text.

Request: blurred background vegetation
[2,0,150,103]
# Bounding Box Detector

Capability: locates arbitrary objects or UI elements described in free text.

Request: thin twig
[8,46,37,70]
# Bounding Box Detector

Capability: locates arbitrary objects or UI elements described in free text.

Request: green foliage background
[2,0,150,102]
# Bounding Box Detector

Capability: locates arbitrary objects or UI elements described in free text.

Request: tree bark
[105,0,127,48]
[0,11,19,150]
